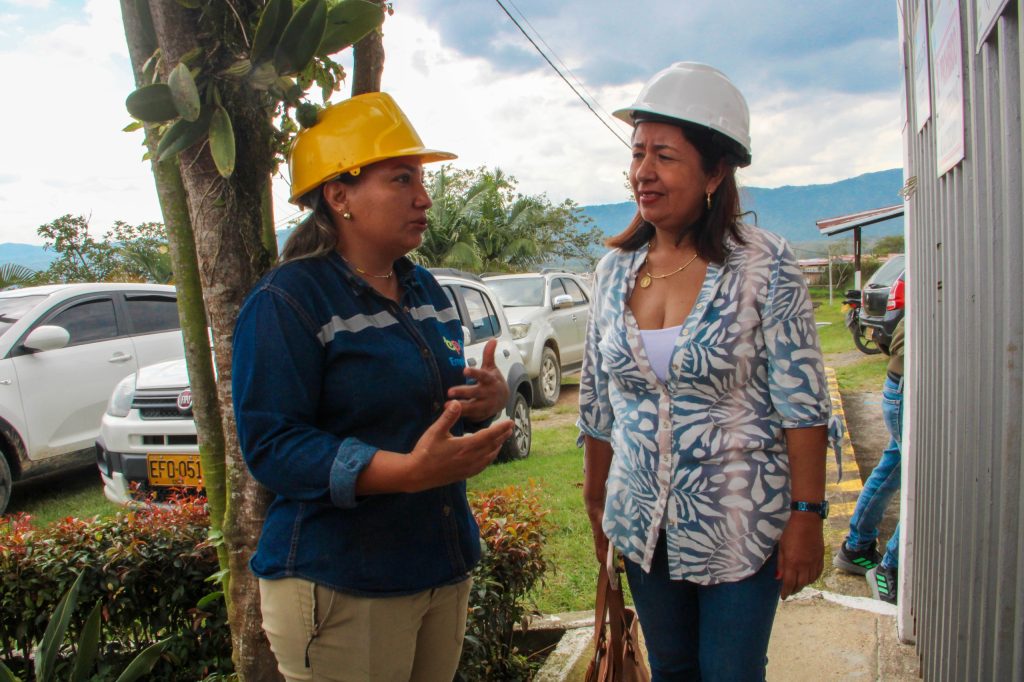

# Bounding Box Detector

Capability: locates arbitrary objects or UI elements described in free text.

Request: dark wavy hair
[280,173,360,263]
[606,118,747,264]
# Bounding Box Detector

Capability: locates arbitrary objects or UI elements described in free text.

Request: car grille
[132,388,192,420]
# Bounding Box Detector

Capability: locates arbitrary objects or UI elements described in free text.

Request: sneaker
[867,565,898,604]
[833,541,881,575]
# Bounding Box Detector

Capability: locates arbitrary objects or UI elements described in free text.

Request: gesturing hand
[407,401,513,491]
[446,339,509,422]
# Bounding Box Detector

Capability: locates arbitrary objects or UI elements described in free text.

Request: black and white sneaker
[867,565,898,604]
[833,541,882,575]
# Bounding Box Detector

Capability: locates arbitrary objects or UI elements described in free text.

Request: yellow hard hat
[288,92,457,203]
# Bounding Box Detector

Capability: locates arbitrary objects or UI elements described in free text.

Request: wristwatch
[790,500,829,519]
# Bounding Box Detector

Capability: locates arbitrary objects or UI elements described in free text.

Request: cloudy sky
[0,0,903,245]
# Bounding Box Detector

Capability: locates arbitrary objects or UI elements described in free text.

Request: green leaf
[252,0,293,64]
[69,602,102,682]
[35,572,84,682]
[196,590,224,609]
[122,121,144,132]
[209,106,236,178]
[274,0,327,76]
[113,636,174,682]
[168,62,201,122]
[156,108,212,162]
[318,0,383,56]
[0,660,21,682]
[126,83,179,122]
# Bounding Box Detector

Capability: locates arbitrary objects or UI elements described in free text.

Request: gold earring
[343,211,352,220]
[706,192,712,210]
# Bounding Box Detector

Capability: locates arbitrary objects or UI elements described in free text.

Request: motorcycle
[843,289,882,355]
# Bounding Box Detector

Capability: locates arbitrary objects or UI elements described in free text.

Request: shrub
[0,493,230,680]
[2,485,549,681]
[459,484,549,681]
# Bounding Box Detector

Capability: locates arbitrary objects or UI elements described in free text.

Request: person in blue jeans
[580,63,840,681]
[833,318,905,604]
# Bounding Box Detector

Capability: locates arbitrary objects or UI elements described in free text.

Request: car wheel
[0,453,11,515]
[531,347,561,408]
[499,392,532,462]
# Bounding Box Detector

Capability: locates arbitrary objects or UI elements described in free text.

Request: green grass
[468,421,597,614]
[5,465,117,528]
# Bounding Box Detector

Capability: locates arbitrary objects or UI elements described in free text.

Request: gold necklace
[639,251,699,288]
[341,255,394,280]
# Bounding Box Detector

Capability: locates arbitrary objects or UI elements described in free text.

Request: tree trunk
[352,0,386,95]
[137,2,279,680]
[117,1,229,572]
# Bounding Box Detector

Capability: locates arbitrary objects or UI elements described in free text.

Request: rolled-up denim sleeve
[577,260,614,443]
[233,286,375,508]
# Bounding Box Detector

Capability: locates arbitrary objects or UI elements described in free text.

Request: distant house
[798,255,854,285]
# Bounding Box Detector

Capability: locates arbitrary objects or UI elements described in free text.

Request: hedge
[1,485,549,681]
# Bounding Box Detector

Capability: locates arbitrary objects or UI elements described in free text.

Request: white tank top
[638,324,682,383]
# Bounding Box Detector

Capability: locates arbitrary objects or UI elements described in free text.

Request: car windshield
[485,278,545,307]
[866,254,906,287]
[0,295,46,340]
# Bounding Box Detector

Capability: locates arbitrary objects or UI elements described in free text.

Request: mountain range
[1,169,903,271]
[581,168,904,248]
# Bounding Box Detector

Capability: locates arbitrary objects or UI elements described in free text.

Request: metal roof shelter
[816,203,904,289]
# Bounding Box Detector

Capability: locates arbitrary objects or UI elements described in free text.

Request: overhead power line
[493,0,630,148]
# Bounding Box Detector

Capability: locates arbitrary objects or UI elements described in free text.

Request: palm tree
[0,262,39,290]
[415,166,485,269]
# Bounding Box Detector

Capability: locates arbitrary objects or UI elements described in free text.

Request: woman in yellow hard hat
[231,92,513,681]
[578,63,839,680]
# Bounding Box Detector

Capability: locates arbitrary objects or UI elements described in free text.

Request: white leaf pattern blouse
[578,226,837,585]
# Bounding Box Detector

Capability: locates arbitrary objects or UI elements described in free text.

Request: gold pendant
[639,273,652,288]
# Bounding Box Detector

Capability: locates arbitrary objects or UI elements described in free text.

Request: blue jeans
[846,375,903,569]
[623,535,780,682]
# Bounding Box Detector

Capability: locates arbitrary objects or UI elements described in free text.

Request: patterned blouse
[578,226,835,585]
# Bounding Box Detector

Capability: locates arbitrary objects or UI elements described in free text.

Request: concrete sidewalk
[533,369,921,680]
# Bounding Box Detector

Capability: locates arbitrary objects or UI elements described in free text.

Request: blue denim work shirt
[232,253,480,596]
[578,227,837,585]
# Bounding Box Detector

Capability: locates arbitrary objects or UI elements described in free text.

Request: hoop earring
[342,211,352,220]
[706,192,713,210]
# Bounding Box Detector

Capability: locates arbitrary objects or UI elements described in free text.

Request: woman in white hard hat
[579,63,837,680]
[231,92,512,681]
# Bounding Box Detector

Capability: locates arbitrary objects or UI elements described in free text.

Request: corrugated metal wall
[900,1,1023,679]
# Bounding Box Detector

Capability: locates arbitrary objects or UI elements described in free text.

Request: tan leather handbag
[584,548,651,682]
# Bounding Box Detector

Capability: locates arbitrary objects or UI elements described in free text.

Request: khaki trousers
[258,577,471,682]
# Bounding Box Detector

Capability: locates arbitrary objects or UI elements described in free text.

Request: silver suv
[483,271,591,407]
[97,270,533,504]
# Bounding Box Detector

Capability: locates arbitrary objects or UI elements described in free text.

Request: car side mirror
[552,294,573,310]
[462,325,473,346]
[23,325,71,353]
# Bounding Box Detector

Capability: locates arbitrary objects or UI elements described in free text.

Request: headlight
[509,323,530,340]
[107,375,137,417]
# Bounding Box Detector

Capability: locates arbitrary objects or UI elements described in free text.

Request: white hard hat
[613,62,752,167]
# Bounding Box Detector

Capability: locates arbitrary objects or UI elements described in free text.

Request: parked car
[97,270,533,505]
[860,254,906,354]
[482,270,591,407]
[0,283,184,513]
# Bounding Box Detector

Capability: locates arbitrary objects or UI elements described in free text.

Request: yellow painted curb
[824,367,862,536]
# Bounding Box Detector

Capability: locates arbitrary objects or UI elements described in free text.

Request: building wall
[899,1,1023,679]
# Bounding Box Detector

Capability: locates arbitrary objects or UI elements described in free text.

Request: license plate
[147,454,204,488]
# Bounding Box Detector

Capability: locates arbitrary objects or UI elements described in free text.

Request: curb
[823,366,864,539]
